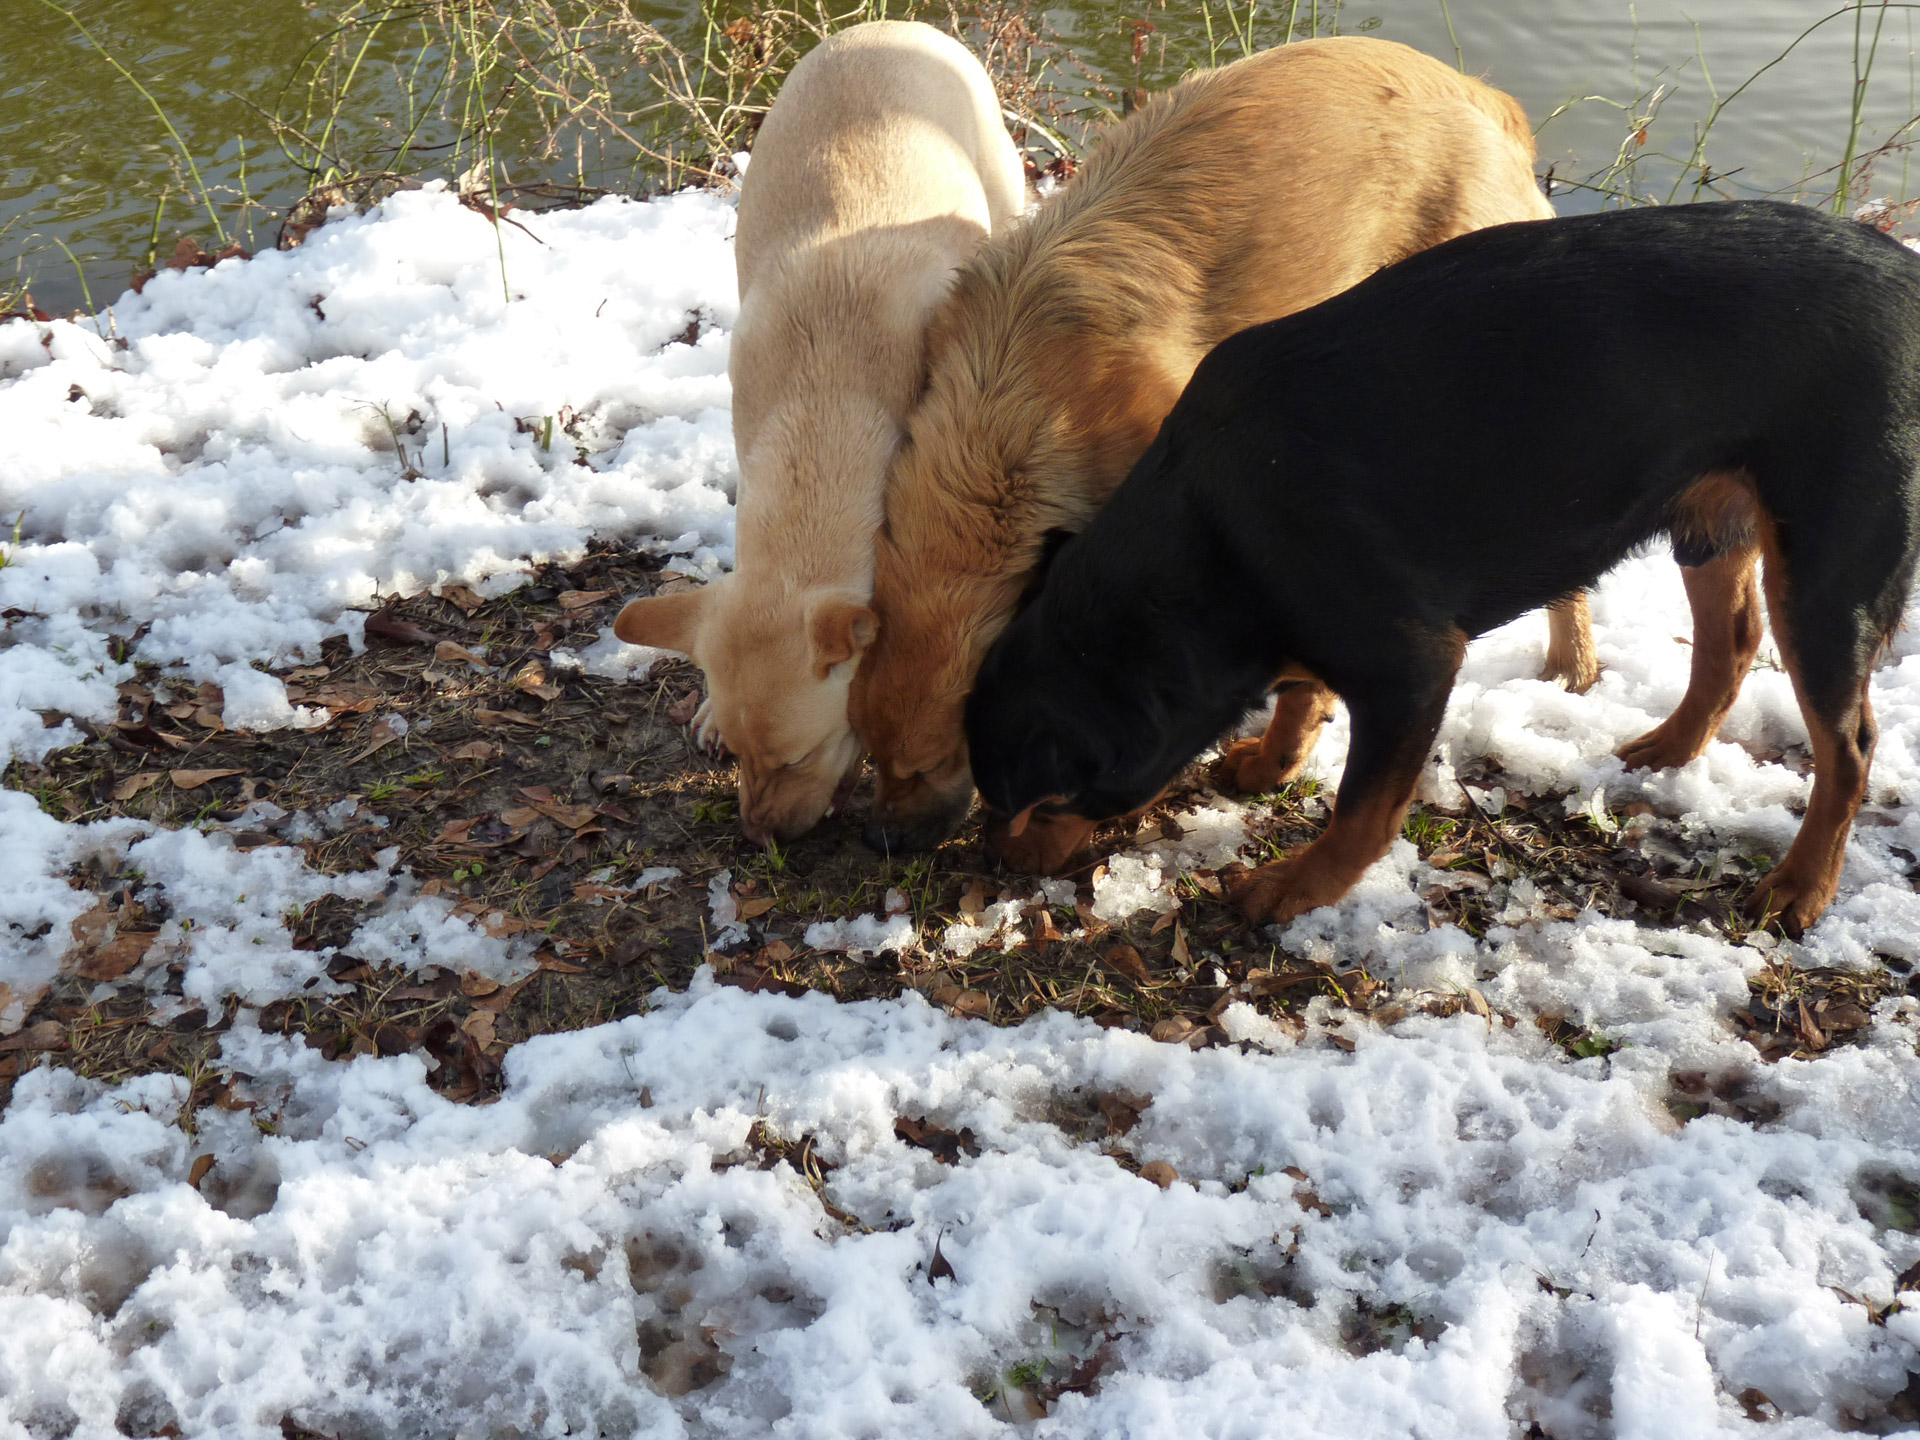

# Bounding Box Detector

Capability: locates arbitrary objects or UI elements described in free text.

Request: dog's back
[1168,201,1920,651]
[613,21,1024,843]
[855,36,1557,848]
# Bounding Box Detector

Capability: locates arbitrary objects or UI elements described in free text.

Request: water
[5,0,1918,315]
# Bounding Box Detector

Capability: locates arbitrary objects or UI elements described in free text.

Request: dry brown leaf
[1098,1092,1146,1136]
[1462,988,1492,1022]
[476,708,544,728]
[447,741,495,762]
[1149,911,1176,937]
[77,930,157,982]
[500,806,542,828]
[1139,1161,1178,1189]
[737,896,777,920]
[67,902,112,958]
[188,1154,216,1190]
[435,817,478,845]
[0,1020,64,1054]
[571,883,627,903]
[461,1010,497,1046]
[192,706,225,730]
[536,953,587,974]
[1169,923,1191,968]
[1101,944,1151,985]
[958,878,988,919]
[439,583,486,615]
[1149,1017,1196,1044]
[433,639,489,667]
[310,693,380,716]
[557,588,617,611]
[365,609,440,646]
[517,792,599,828]
[345,715,407,765]
[937,989,990,1019]
[460,973,502,998]
[112,772,165,801]
[170,767,243,791]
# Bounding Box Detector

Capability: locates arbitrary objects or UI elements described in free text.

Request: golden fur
[612,20,1024,843]
[851,36,1582,848]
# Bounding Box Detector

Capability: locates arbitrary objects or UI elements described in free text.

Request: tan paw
[1211,737,1286,795]
[1228,854,1351,926]
[1616,724,1704,773]
[1539,655,1601,694]
[1745,865,1835,940]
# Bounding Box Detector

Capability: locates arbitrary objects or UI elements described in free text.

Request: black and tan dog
[965,201,1920,937]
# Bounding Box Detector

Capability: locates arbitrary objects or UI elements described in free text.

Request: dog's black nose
[863,818,907,856]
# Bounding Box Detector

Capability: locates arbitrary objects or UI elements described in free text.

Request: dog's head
[848,531,999,853]
[615,578,875,844]
[965,553,1253,858]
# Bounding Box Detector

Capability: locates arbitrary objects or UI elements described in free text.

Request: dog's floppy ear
[1015,528,1077,612]
[807,596,879,678]
[613,588,709,657]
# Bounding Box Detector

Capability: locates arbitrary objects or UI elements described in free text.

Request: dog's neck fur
[732,232,973,599]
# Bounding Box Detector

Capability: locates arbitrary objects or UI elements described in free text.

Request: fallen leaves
[344,715,407,765]
[364,608,441,646]
[1102,943,1150,985]
[170,767,243,791]
[929,986,991,1020]
[76,931,158,982]
[434,639,489,667]
[0,1020,64,1054]
[112,772,165,800]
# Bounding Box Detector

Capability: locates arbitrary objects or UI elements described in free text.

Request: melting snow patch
[0,979,1916,1437]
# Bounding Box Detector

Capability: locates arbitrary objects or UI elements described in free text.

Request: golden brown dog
[850,36,1592,857]
[612,21,1024,844]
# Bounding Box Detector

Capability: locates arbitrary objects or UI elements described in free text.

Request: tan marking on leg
[1213,680,1337,794]
[1617,546,1763,771]
[1229,749,1428,926]
[1541,590,1599,692]
[1745,532,1873,936]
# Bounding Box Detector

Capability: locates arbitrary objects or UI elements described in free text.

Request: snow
[3,188,1919,1436]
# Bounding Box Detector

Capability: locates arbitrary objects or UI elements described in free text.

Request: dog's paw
[1228,853,1349,927]
[1538,655,1601,694]
[1616,722,1703,773]
[1210,737,1299,795]
[1744,863,1834,940]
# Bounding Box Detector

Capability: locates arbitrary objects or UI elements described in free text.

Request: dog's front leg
[1231,640,1462,926]
[1213,678,1337,794]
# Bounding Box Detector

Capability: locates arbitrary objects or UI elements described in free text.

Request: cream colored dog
[612,21,1024,844]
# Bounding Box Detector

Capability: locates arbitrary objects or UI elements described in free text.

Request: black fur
[966,201,1920,882]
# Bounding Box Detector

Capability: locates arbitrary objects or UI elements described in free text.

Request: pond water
[5,0,1917,314]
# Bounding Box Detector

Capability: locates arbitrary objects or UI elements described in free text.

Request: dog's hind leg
[1212,679,1337,794]
[1231,634,1463,926]
[1540,590,1599,692]
[1744,537,1886,937]
[1617,546,1764,772]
